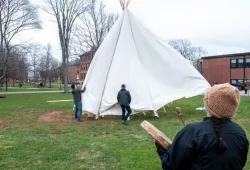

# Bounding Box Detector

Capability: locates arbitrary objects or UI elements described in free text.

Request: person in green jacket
[71,83,86,122]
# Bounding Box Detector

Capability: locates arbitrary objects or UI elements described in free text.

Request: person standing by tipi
[117,84,132,124]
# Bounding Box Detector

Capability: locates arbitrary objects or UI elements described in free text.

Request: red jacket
[244,82,248,89]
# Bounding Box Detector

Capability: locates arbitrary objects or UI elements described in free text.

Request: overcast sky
[18,0,250,60]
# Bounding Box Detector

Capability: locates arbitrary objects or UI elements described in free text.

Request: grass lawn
[0,83,63,92]
[0,93,249,170]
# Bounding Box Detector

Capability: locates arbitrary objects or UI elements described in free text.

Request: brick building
[68,59,81,84]
[80,48,95,81]
[202,52,250,86]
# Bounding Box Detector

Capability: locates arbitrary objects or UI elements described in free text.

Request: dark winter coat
[72,88,86,103]
[117,89,131,106]
[155,117,249,170]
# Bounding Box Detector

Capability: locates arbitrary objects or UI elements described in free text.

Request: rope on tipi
[119,0,131,10]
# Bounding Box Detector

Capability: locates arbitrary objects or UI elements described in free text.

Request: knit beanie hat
[204,83,240,118]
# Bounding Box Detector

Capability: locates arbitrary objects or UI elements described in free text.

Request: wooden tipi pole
[125,0,131,8]
[119,0,125,9]
[119,0,131,10]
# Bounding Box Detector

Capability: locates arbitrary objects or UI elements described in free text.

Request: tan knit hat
[204,83,240,118]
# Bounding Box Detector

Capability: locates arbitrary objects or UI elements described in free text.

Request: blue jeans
[74,102,82,122]
[121,105,132,121]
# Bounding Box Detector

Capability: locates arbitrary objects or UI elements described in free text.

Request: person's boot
[122,120,128,125]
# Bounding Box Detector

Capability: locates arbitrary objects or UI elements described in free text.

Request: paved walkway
[7,87,44,90]
[0,90,64,95]
[240,90,250,96]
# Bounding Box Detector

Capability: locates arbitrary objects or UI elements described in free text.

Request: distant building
[80,48,96,82]
[56,48,95,85]
[68,59,81,84]
[202,52,250,86]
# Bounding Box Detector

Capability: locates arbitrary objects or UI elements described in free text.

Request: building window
[231,79,237,84]
[238,59,244,68]
[231,79,244,86]
[246,59,250,68]
[231,59,237,68]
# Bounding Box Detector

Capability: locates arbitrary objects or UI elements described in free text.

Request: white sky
[18,0,250,60]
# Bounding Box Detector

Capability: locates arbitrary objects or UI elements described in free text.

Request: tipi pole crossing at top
[119,0,131,10]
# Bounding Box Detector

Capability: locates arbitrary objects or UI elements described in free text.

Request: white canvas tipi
[81,1,211,118]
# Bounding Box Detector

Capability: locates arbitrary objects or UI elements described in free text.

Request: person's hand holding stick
[141,120,172,150]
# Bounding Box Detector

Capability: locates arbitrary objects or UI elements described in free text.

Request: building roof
[80,51,91,57]
[80,48,97,58]
[202,52,250,59]
[69,59,80,65]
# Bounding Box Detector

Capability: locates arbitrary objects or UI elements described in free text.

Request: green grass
[0,93,249,170]
[0,83,63,92]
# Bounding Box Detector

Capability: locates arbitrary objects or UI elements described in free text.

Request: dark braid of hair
[212,117,228,154]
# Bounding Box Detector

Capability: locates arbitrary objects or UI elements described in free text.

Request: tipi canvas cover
[82,8,211,117]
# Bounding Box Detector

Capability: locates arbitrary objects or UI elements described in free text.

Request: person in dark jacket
[19,82,23,88]
[117,84,132,124]
[155,83,249,170]
[244,81,248,94]
[71,83,86,122]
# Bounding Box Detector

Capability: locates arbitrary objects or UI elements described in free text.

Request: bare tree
[47,58,60,88]
[29,44,43,87]
[39,44,53,87]
[72,0,118,55]
[55,64,63,90]
[0,0,41,84]
[168,39,207,61]
[6,48,29,86]
[42,0,89,93]
[16,56,29,83]
[7,49,19,86]
[168,39,207,73]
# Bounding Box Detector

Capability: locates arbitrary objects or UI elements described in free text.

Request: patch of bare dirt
[39,110,94,123]
[38,110,124,124]
[39,111,65,122]
[0,120,7,130]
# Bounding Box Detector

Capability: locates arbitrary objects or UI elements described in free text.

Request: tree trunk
[60,76,62,90]
[12,77,14,87]
[61,42,69,93]
[49,78,52,88]
[33,66,36,87]
[63,61,69,93]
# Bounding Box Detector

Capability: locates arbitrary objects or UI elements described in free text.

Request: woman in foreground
[155,83,249,170]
